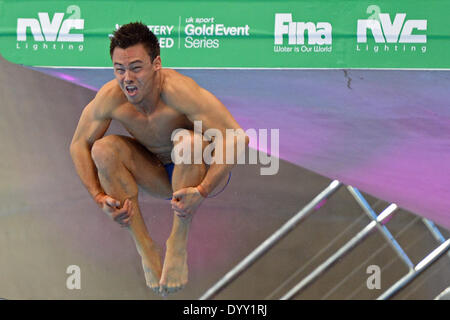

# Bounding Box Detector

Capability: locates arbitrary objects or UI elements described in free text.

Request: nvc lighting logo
[16,5,85,52]
[274,13,332,54]
[356,11,427,54]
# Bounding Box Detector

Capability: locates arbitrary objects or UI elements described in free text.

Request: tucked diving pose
[69,22,248,295]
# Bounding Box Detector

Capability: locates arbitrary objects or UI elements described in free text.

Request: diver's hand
[95,193,133,227]
[171,187,205,219]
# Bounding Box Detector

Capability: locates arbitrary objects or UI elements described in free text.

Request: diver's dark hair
[109,22,160,61]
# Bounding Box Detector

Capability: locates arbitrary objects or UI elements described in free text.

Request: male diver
[70,22,248,295]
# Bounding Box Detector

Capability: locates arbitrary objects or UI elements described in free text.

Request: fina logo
[357,13,427,43]
[274,13,332,45]
[17,12,84,42]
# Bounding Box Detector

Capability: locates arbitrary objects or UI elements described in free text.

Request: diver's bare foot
[159,240,188,295]
[139,244,163,293]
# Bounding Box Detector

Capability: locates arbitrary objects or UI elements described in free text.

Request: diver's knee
[91,135,121,167]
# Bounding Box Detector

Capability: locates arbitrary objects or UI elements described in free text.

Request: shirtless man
[69,22,248,295]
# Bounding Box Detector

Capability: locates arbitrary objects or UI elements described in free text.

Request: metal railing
[199,180,449,300]
[199,180,342,300]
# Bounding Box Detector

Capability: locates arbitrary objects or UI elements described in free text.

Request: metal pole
[199,180,342,300]
[347,187,414,270]
[434,286,450,300]
[422,218,450,259]
[377,239,450,300]
[280,203,398,300]
[422,218,446,243]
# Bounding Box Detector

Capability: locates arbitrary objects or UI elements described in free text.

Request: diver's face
[112,43,157,104]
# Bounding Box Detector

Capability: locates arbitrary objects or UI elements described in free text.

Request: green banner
[0,0,449,69]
